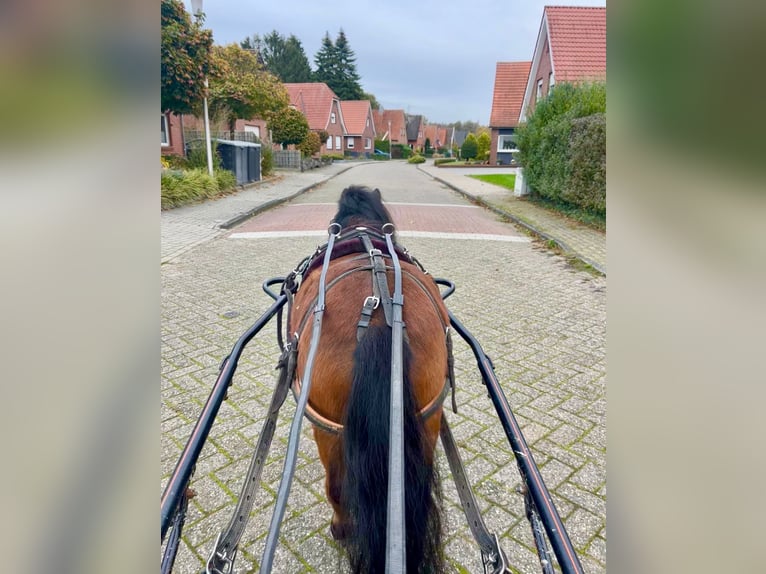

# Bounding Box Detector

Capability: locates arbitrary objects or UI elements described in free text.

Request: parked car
[374,149,390,157]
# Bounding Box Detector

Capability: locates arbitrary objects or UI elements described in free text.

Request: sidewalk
[161,162,357,263]
[418,163,606,275]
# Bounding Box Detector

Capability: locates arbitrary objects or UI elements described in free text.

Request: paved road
[162,161,606,573]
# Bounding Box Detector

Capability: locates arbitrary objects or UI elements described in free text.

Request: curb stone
[418,166,606,276]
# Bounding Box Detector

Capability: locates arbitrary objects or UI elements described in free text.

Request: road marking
[229,230,530,242]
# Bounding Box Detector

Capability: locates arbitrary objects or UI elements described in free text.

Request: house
[405,115,425,150]
[339,100,377,156]
[447,128,468,151]
[161,112,185,156]
[372,109,408,145]
[519,5,606,121]
[489,61,531,165]
[284,82,346,154]
[423,124,448,151]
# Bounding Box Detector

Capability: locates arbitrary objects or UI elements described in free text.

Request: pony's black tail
[342,324,443,574]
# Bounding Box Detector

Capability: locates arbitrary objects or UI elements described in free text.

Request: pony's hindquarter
[342,323,444,574]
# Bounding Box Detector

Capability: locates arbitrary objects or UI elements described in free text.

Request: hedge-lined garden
[516,82,606,221]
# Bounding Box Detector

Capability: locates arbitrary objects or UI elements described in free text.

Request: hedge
[516,82,606,216]
[407,154,425,164]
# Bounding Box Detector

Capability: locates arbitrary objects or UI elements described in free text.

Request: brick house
[284,83,346,155]
[372,109,408,145]
[519,6,606,121]
[339,100,376,156]
[405,115,425,150]
[423,124,447,151]
[161,112,185,156]
[489,61,531,165]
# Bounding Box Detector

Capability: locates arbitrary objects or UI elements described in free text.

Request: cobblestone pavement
[161,162,355,263]
[418,163,606,275]
[162,161,606,573]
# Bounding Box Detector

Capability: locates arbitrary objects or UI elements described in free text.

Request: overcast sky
[185,0,606,125]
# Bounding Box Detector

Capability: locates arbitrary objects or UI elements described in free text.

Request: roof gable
[284,83,340,131]
[489,61,532,127]
[339,100,374,136]
[546,6,606,82]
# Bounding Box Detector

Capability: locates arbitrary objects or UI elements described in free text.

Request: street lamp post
[191,0,214,176]
[388,120,392,160]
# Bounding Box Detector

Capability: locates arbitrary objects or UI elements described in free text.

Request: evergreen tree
[314,30,364,100]
[314,32,339,90]
[333,29,364,100]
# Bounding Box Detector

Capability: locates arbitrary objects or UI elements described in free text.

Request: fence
[273,150,301,169]
[183,130,263,145]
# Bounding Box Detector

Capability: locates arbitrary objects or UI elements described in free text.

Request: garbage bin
[216,139,261,185]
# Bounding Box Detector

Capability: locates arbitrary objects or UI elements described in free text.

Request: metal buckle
[364,296,380,309]
[369,248,382,257]
[481,534,509,574]
[206,533,238,574]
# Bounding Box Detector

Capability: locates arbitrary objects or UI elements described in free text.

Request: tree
[461,133,478,160]
[270,107,310,148]
[314,29,364,100]
[246,31,313,83]
[161,0,214,114]
[361,91,380,110]
[477,131,491,161]
[297,131,321,157]
[207,44,290,138]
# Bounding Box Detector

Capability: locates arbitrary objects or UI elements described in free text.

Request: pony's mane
[333,186,394,232]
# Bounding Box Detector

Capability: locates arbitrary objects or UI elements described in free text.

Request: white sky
[185,0,606,125]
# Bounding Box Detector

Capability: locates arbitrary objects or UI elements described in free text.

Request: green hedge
[407,154,425,164]
[161,168,236,209]
[516,82,606,216]
[375,139,390,153]
[391,143,413,159]
[434,158,456,166]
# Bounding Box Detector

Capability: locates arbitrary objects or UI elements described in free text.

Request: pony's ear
[373,188,382,198]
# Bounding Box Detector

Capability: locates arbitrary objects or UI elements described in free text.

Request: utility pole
[191,0,214,176]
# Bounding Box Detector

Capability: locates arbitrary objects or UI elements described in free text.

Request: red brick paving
[232,203,522,236]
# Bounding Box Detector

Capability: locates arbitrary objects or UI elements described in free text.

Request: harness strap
[359,233,395,329]
[259,224,340,573]
[205,337,296,574]
[440,416,511,574]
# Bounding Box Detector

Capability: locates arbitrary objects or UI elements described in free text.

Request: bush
[516,82,606,215]
[321,153,345,161]
[163,154,188,169]
[261,145,274,176]
[407,154,425,164]
[298,131,321,157]
[434,158,456,166]
[161,168,220,209]
[461,133,478,160]
[215,168,237,191]
[375,139,390,153]
[392,144,413,159]
[566,114,605,215]
[186,140,222,170]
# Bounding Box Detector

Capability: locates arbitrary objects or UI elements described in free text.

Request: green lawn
[468,174,516,190]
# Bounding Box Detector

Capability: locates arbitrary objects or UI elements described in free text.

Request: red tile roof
[339,100,373,136]
[283,83,339,131]
[377,109,407,143]
[423,125,448,148]
[489,61,532,127]
[545,6,606,82]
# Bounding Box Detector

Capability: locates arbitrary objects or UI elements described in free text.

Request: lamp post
[388,120,392,160]
[191,0,214,176]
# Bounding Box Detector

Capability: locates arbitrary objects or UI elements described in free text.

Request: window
[335,136,341,149]
[364,138,372,149]
[347,137,354,149]
[548,72,555,91]
[536,79,543,101]
[331,112,336,124]
[244,124,260,138]
[327,136,333,150]
[366,118,369,127]
[161,114,169,146]
[497,135,517,152]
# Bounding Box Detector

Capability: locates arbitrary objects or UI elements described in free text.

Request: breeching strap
[258,223,341,574]
[384,226,406,574]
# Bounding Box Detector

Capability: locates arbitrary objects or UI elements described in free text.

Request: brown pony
[288,186,448,573]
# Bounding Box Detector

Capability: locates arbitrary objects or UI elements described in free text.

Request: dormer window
[331,112,336,124]
[536,79,543,101]
[366,118,369,127]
